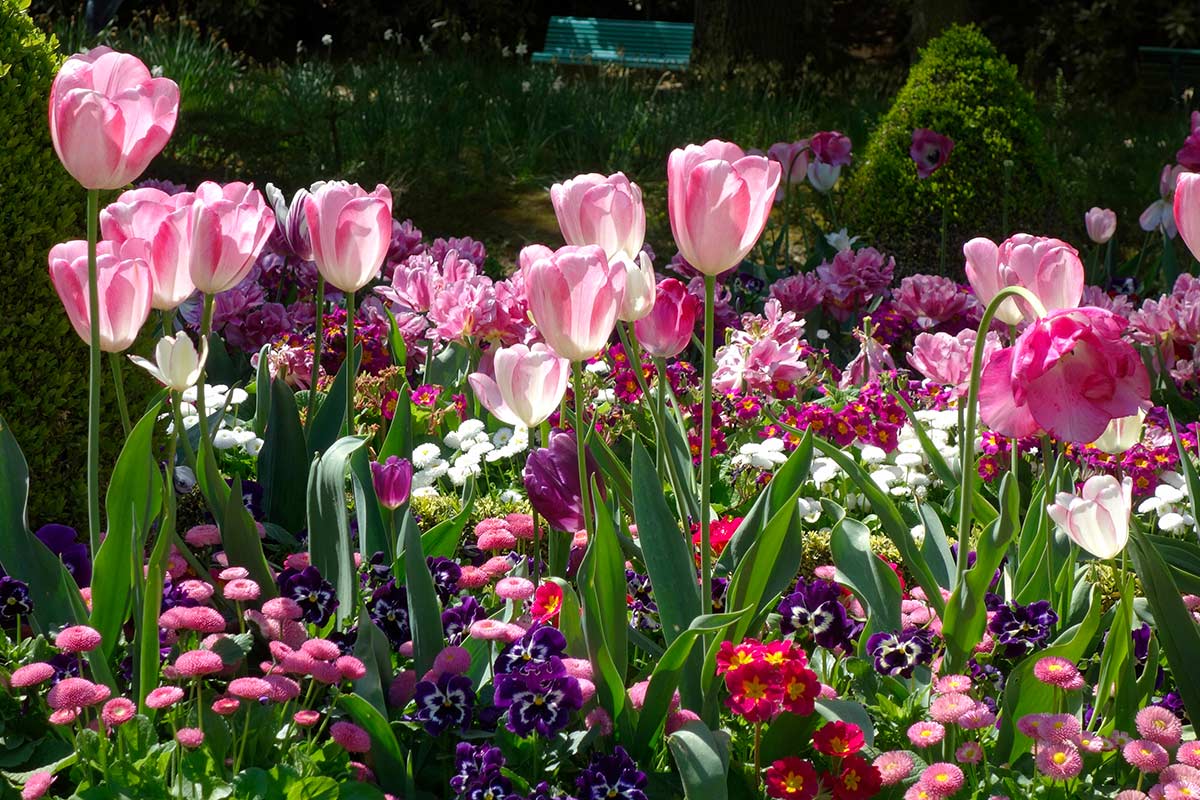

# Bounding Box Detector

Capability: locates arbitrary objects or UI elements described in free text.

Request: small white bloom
[412,471,435,489]
[906,472,930,488]
[889,485,911,497]
[815,329,830,341]
[296,40,305,54]
[460,31,471,43]
[595,389,615,405]
[447,466,469,486]
[1160,470,1185,489]
[384,28,395,41]
[412,486,439,498]
[1139,496,1166,514]
[321,34,333,46]
[500,489,524,503]
[212,428,240,450]
[895,452,924,468]
[151,65,164,78]
[551,76,566,92]
[796,497,822,522]
[1155,483,1185,504]
[443,431,462,450]
[244,438,264,457]
[515,42,528,55]
[492,427,514,447]
[586,360,610,374]
[501,46,511,57]
[824,228,859,252]
[859,445,886,464]
[910,524,926,546]
[412,443,441,469]
[458,419,485,437]
[226,388,248,406]
[467,441,495,457]
[1159,512,1186,532]
[521,80,532,93]
[423,459,449,479]
[174,465,196,493]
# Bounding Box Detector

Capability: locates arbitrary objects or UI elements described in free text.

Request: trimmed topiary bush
[0,0,123,526]
[844,24,1058,276]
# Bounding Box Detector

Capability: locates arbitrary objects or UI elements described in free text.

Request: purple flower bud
[370,456,413,510]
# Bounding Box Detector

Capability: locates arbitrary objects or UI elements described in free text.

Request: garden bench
[1138,46,1200,100]
[531,16,693,71]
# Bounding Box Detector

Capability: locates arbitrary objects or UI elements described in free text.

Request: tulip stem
[306,276,325,430]
[939,204,948,275]
[108,352,132,437]
[950,283,1049,673]
[86,188,102,557]
[345,289,355,437]
[572,361,594,544]
[196,293,216,448]
[700,274,716,615]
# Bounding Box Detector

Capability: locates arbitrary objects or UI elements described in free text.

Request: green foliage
[845,25,1057,275]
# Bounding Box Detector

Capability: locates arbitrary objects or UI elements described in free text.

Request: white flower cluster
[171,384,263,456]
[410,419,531,492]
[731,438,787,470]
[1137,471,1196,533]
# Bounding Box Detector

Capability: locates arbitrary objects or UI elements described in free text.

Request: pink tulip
[1085,207,1117,244]
[48,47,179,190]
[525,245,625,361]
[634,278,700,358]
[304,182,393,293]
[1174,172,1200,263]
[1142,164,1185,237]
[667,139,781,276]
[49,240,153,352]
[1047,475,1132,560]
[809,131,852,167]
[907,329,1001,398]
[767,141,810,186]
[963,234,1084,326]
[468,343,569,427]
[979,307,1150,443]
[101,189,197,309]
[188,182,275,295]
[550,172,645,262]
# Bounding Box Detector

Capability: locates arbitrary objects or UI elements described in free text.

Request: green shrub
[844,24,1058,276]
[0,0,126,527]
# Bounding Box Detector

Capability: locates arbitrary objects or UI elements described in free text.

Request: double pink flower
[49,47,179,190]
[48,240,153,352]
[667,139,781,276]
[979,307,1150,444]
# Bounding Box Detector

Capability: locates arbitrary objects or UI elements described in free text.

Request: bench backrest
[540,16,694,68]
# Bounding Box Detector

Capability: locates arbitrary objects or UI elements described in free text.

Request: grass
[39,13,1195,275]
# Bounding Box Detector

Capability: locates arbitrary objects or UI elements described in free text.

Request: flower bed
[6,43,1200,800]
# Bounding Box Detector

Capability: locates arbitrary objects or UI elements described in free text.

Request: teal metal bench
[532,16,694,70]
[1139,46,1200,99]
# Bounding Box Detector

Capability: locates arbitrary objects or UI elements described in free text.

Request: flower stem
[700,274,716,614]
[108,352,132,436]
[572,361,594,542]
[196,293,216,448]
[86,188,102,556]
[939,204,948,274]
[345,288,356,437]
[306,276,326,428]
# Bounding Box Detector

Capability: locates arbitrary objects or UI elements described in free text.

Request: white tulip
[129,333,208,392]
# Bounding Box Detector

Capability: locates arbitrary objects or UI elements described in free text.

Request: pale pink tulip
[963,234,1084,325]
[304,182,393,292]
[1174,172,1200,263]
[1090,409,1145,454]
[634,278,699,358]
[101,188,197,309]
[1047,475,1132,560]
[525,245,625,361]
[469,343,569,427]
[188,182,275,295]
[667,140,781,276]
[48,47,179,190]
[767,141,810,186]
[49,240,153,352]
[550,172,645,262]
[979,307,1150,443]
[1085,207,1117,244]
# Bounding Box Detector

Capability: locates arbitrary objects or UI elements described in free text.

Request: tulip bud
[49,240,154,353]
[617,251,656,322]
[806,162,841,193]
[1089,409,1145,454]
[525,245,625,361]
[305,182,393,292]
[634,278,699,359]
[370,456,413,510]
[1046,475,1132,560]
[129,333,208,392]
[1084,207,1117,245]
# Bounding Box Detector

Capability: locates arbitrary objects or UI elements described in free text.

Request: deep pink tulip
[907,329,1000,398]
[809,130,852,167]
[49,240,153,352]
[370,456,413,510]
[1174,172,1200,263]
[468,343,569,427]
[910,128,954,179]
[667,139,781,276]
[550,172,645,262]
[304,182,393,293]
[188,182,275,295]
[48,47,179,190]
[101,188,197,309]
[634,278,700,359]
[1085,207,1117,245]
[963,234,1084,326]
[525,245,625,361]
[979,307,1150,443]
